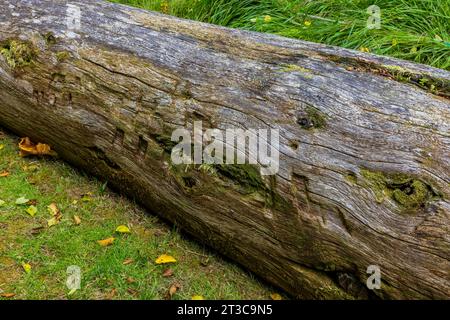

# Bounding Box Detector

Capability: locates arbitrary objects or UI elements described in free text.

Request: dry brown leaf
[27,199,37,206]
[30,226,44,235]
[126,277,135,284]
[22,164,39,172]
[98,237,115,247]
[127,288,139,296]
[122,258,134,265]
[162,268,174,277]
[106,288,117,300]
[47,203,60,216]
[166,282,181,300]
[0,293,15,298]
[0,171,10,177]
[19,137,57,157]
[73,215,81,225]
[47,203,62,227]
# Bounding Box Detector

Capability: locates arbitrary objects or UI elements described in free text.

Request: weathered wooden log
[0,0,449,299]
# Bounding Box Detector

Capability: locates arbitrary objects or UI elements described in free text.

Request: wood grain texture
[0,0,449,299]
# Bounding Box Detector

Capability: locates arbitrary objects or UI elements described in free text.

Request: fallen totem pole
[0,0,449,299]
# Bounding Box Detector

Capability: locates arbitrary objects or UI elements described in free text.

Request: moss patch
[215,164,267,192]
[215,164,292,211]
[0,39,36,69]
[383,65,447,95]
[150,133,178,153]
[56,51,70,62]
[297,107,327,130]
[280,64,311,74]
[327,55,449,98]
[43,32,57,45]
[345,172,358,184]
[360,169,437,209]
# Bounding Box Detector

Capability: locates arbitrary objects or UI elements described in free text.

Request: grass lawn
[111,0,450,70]
[0,129,276,300]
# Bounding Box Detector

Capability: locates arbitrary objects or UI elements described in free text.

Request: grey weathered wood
[0,0,449,299]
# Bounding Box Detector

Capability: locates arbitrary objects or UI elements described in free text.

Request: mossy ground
[0,129,277,300]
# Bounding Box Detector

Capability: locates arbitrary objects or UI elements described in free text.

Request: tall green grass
[111,0,450,70]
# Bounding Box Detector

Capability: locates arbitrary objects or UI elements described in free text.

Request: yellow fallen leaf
[270,293,282,300]
[435,34,443,42]
[263,15,272,23]
[192,295,205,300]
[359,47,370,53]
[73,215,81,225]
[155,254,177,264]
[98,237,115,247]
[22,263,32,274]
[0,144,4,151]
[47,217,59,227]
[304,20,312,27]
[115,225,131,234]
[25,205,37,217]
[81,192,93,202]
[47,203,60,216]
[22,164,39,172]
[19,137,57,157]
[67,288,77,296]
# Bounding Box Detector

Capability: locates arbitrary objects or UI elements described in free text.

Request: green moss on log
[297,106,327,130]
[0,39,36,69]
[43,32,56,45]
[150,133,178,153]
[56,51,71,62]
[215,164,267,192]
[360,169,436,209]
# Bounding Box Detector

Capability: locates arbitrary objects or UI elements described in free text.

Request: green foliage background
[112,0,450,70]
